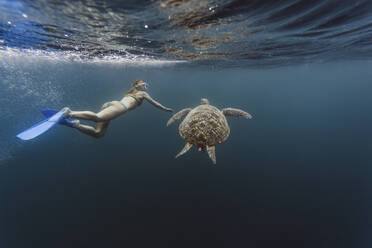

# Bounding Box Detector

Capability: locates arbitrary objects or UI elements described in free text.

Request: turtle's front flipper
[221,108,252,119]
[206,146,216,164]
[167,108,192,126]
[175,142,192,158]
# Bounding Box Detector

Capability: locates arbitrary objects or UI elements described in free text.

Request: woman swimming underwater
[62,79,173,138]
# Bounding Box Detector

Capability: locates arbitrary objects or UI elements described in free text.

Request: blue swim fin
[16,110,66,140]
[41,109,58,118]
[41,109,76,127]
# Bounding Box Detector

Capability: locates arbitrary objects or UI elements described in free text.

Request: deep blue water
[1,58,372,248]
[1,1,372,248]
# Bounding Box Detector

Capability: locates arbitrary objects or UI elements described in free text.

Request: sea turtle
[167,98,252,164]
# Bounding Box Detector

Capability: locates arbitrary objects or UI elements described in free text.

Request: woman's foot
[61,119,80,128]
[69,119,80,128]
[61,107,72,118]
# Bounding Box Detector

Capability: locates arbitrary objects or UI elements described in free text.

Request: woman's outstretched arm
[143,92,173,112]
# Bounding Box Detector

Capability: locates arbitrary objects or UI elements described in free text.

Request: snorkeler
[62,79,173,138]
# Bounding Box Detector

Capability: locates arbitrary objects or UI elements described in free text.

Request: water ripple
[1,0,372,67]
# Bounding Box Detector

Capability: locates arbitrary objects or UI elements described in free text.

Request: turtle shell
[179,104,230,147]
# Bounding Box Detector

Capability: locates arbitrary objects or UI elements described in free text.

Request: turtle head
[133,79,148,91]
[200,98,209,105]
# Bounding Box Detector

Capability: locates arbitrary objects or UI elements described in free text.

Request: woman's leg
[70,101,126,122]
[66,101,125,138]
[69,111,102,122]
[74,121,110,139]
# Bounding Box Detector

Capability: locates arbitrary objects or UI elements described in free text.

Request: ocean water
[1,1,372,248]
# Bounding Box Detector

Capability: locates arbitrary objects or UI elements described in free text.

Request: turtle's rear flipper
[207,145,216,164]
[175,143,192,158]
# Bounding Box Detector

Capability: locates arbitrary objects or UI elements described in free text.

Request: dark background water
[1,58,372,247]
